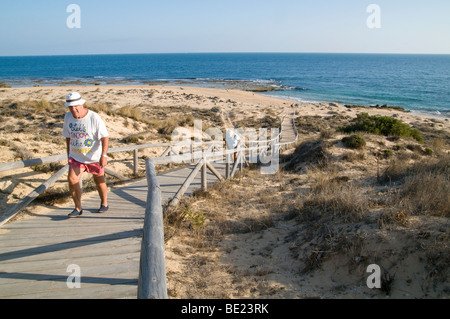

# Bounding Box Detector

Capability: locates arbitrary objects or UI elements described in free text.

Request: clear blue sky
[1,0,449,56]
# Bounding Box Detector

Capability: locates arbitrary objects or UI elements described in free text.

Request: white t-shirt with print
[63,110,109,164]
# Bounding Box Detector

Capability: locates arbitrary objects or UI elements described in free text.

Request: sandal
[97,205,109,213]
[68,209,83,218]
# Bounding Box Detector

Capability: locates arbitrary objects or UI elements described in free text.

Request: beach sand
[0,85,449,298]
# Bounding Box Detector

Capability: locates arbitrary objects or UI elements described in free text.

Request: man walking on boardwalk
[62,92,110,218]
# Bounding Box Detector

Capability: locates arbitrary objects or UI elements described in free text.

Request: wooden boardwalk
[0,111,297,299]
[0,162,226,299]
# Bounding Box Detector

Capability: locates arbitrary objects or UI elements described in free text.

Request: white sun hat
[64,92,86,107]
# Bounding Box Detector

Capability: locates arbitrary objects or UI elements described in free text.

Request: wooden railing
[137,111,299,298]
[137,159,167,299]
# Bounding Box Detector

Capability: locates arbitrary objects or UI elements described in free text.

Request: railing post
[133,149,139,176]
[138,159,168,299]
[201,157,207,191]
[225,147,231,179]
[239,149,243,172]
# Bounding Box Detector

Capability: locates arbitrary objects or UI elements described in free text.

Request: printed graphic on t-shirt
[68,123,93,155]
[63,110,108,164]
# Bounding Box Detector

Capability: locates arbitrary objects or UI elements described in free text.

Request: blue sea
[0,53,449,117]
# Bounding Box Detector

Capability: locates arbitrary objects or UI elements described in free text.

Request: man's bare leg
[93,174,108,207]
[68,166,84,212]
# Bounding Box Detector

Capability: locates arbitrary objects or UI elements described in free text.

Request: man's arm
[66,138,71,159]
[99,137,109,168]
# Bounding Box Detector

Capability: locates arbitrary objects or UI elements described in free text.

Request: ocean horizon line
[1,51,450,58]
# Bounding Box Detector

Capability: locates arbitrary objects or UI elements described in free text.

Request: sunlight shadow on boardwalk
[113,185,148,208]
[0,272,137,286]
[0,229,141,262]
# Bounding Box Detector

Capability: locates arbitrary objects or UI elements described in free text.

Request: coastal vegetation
[339,112,424,143]
[163,111,449,298]
[0,88,448,298]
[342,134,366,149]
[0,82,11,88]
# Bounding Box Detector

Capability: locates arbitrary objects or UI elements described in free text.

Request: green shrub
[339,113,423,143]
[342,134,366,149]
[185,210,206,227]
[123,136,140,143]
[383,149,393,158]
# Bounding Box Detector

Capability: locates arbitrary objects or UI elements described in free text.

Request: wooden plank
[0,252,140,280]
[0,225,144,247]
[0,271,138,299]
[0,262,139,299]
[0,245,141,271]
[0,238,142,266]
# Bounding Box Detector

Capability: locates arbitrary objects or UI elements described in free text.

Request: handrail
[137,159,167,299]
[0,141,192,173]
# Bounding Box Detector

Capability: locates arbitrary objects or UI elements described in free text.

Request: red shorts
[68,157,105,176]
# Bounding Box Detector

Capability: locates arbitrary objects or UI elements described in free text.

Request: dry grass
[163,169,276,248]
[383,155,449,217]
[165,117,449,298]
[300,174,371,223]
[116,105,148,123]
